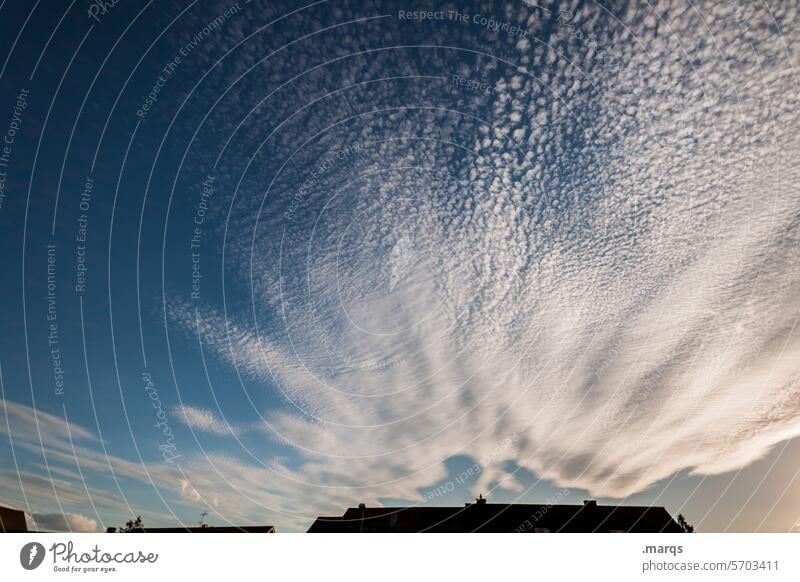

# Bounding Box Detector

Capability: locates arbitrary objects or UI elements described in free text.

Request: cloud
[172,405,240,437]
[0,399,97,445]
[28,512,101,533]
[0,398,311,530]
[166,0,800,511]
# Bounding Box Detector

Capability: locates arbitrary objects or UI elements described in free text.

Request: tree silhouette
[121,516,144,532]
[677,514,694,533]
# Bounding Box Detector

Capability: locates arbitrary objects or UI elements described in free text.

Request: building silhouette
[0,505,27,532]
[107,524,275,533]
[308,497,683,533]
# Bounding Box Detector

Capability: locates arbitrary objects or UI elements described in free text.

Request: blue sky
[1,0,800,532]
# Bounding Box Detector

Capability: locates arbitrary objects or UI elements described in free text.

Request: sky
[0,0,799,533]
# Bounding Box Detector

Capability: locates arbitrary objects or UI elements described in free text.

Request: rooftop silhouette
[307,498,684,533]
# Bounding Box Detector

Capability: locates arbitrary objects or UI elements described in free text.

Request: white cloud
[29,512,101,533]
[172,405,240,437]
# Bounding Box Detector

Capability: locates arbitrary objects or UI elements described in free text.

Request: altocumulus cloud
[165,0,800,511]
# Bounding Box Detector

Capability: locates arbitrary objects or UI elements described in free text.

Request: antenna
[199,511,208,527]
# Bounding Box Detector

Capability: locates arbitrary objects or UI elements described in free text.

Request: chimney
[358,503,366,533]
[583,500,597,507]
[476,494,487,505]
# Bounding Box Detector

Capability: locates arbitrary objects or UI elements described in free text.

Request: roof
[0,505,28,532]
[107,525,275,533]
[307,500,683,533]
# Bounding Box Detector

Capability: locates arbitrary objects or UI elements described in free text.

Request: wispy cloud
[172,404,240,437]
[1,398,322,531]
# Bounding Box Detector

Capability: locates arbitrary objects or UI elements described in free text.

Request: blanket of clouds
[1,0,799,532]
[167,0,800,525]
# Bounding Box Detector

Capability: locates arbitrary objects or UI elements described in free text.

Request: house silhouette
[107,524,275,533]
[0,504,27,532]
[308,497,684,533]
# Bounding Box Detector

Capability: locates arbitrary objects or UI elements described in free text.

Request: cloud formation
[166,0,800,516]
[4,0,798,534]
[28,512,101,533]
[0,398,314,532]
[173,404,240,437]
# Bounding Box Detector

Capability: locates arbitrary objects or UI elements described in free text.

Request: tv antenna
[199,511,208,527]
